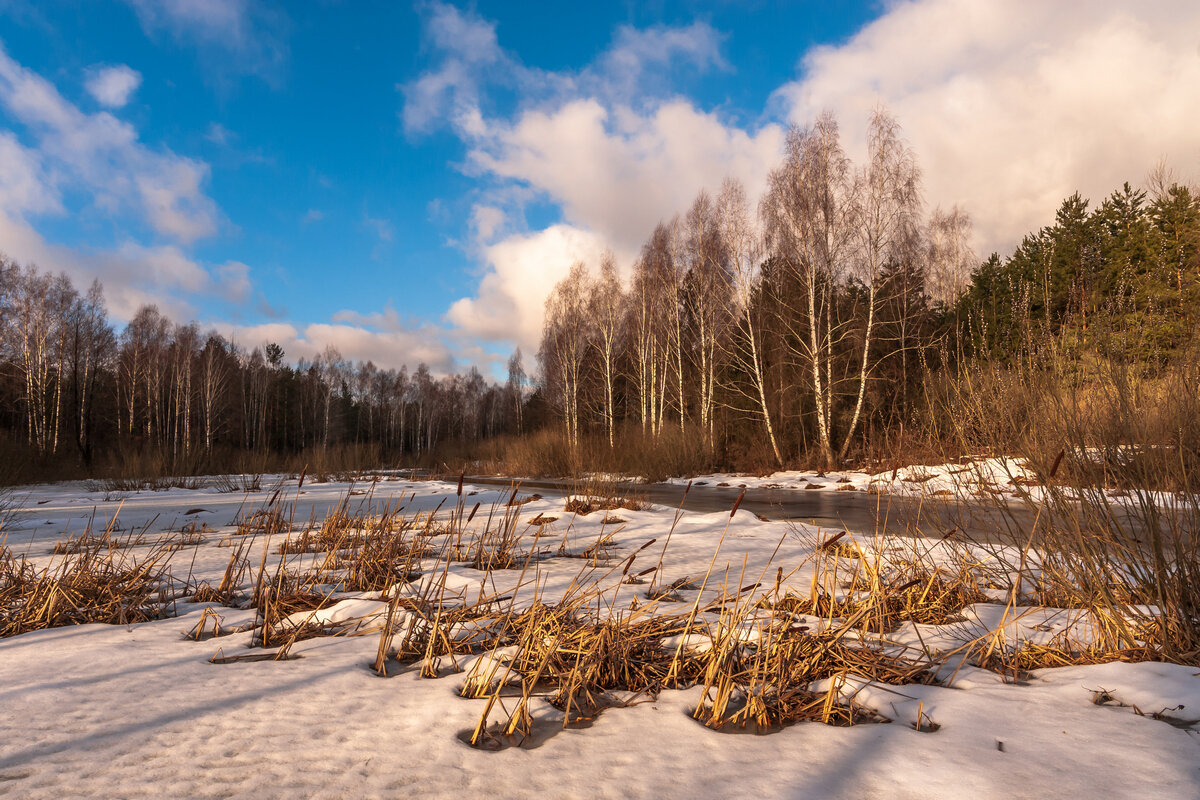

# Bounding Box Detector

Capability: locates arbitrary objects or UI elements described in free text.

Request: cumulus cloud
[401,2,503,134]
[598,22,729,98]
[471,99,783,255]
[775,0,1200,255]
[0,208,261,325]
[446,224,608,352]
[0,211,198,321]
[446,101,782,351]
[215,260,252,303]
[470,204,505,241]
[403,5,781,357]
[0,44,243,325]
[84,64,142,108]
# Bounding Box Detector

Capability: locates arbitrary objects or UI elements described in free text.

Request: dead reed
[1,537,171,636]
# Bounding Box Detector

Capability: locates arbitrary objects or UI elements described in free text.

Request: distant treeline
[0,110,1196,482]
[0,261,530,481]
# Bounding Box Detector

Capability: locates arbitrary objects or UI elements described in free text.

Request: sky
[0,0,1197,377]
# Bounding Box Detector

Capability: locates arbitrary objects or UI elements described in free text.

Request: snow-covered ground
[664,457,1038,496]
[667,455,1188,508]
[1,476,1197,799]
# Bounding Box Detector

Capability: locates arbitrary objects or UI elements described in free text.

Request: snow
[1,476,1197,798]
[667,455,1190,508]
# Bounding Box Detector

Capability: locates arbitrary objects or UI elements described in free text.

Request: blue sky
[0,1,1195,375]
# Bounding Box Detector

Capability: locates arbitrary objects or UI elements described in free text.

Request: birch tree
[839,108,921,462]
[927,205,975,306]
[68,281,114,463]
[684,189,733,447]
[718,177,783,465]
[539,261,591,449]
[630,225,675,439]
[506,348,525,435]
[588,251,624,448]
[762,114,856,468]
[198,333,232,455]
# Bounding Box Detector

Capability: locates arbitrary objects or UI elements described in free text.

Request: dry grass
[213,473,264,493]
[563,477,649,516]
[1,536,172,636]
[930,340,1200,665]
[5,448,1196,751]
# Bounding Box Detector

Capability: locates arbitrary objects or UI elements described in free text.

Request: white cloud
[470,204,505,241]
[215,260,252,303]
[446,224,608,353]
[134,160,216,242]
[0,47,255,328]
[598,22,728,98]
[0,211,198,321]
[472,99,782,255]
[112,241,209,294]
[222,319,459,374]
[401,4,728,136]
[205,122,233,145]
[404,6,781,357]
[412,0,1200,367]
[0,43,218,243]
[446,100,782,351]
[0,131,59,215]
[84,64,142,108]
[775,0,1200,255]
[128,0,248,34]
[123,0,286,79]
[401,2,502,134]
[0,213,264,324]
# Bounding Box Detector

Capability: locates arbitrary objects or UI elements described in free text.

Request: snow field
[0,476,1197,799]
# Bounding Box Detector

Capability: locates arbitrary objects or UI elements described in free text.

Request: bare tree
[4,267,58,453]
[317,346,344,450]
[506,348,525,435]
[588,251,624,448]
[839,108,922,462]
[926,205,975,306]
[539,261,591,449]
[198,333,232,455]
[630,224,676,439]
[718,177,783,465]
[763,114,857,468]
[684,189,733,448]
[68,281,114,463]
[167,323,199,458]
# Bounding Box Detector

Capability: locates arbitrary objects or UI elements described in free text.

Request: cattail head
[1049,448,1065,479]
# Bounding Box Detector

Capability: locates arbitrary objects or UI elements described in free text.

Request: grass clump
[1,539,171,636]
